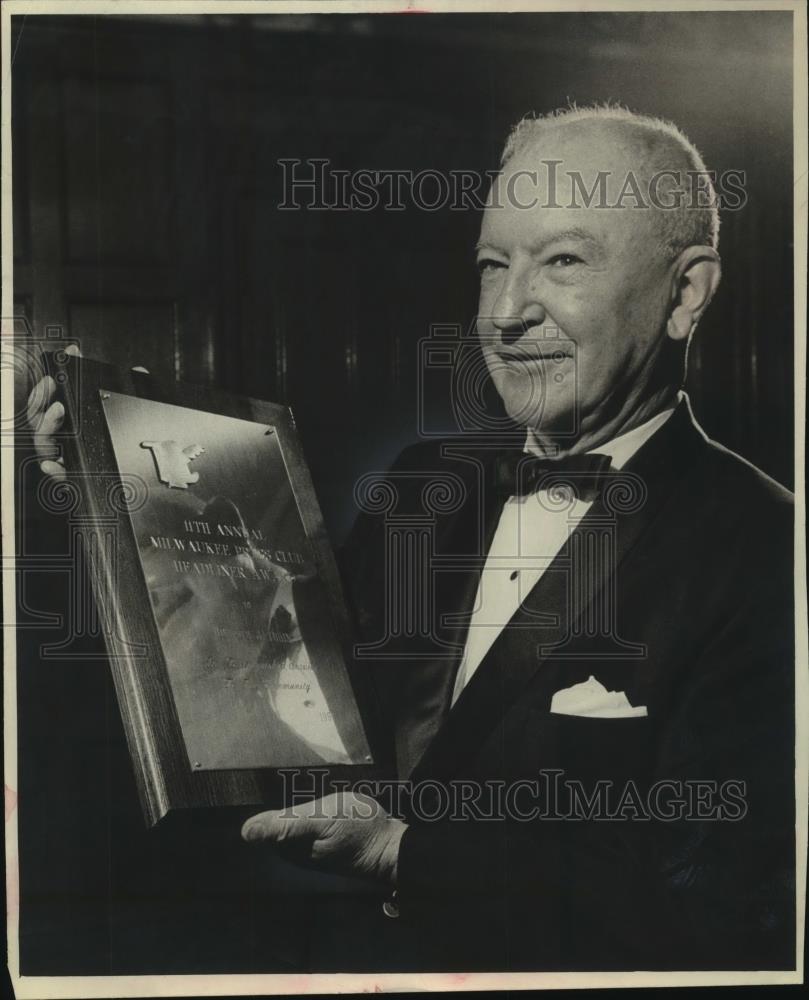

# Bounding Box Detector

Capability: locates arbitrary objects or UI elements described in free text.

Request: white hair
[501,103,720,257]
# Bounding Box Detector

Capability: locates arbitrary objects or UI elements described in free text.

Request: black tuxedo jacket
[339,398,795,972]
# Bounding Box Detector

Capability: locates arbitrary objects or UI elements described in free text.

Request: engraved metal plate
[100,390,370,771]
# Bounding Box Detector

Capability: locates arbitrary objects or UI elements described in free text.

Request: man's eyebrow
[474,239,504,255]
[528,228,604,255]
[474,228,604,258]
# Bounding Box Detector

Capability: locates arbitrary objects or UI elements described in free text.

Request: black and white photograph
[2,0,806,994]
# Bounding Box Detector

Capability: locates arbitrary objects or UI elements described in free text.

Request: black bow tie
[493,451,613,502]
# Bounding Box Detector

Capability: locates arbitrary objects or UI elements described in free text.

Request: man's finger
[39,400,65,435]
[242,809,317,845]
[64,344,81,357]
[39,459,67,482]
[32,401,65,462]
[242,810,290,843]
[131,365,150,374]
[242,810,327,868]
[26,376,56,428]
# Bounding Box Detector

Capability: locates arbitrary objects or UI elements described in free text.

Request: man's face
[476,128,674,441]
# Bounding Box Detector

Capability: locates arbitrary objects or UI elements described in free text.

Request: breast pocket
[520,710,654,788]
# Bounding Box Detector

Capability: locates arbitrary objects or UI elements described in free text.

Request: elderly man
[29,106,794,971]
[241,107,795,971]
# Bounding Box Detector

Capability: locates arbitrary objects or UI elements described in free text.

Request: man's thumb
[241,811,288,843]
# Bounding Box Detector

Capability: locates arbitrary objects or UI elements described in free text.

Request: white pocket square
[550,675,648,718]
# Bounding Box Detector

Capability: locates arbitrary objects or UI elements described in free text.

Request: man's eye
[477,258,506,275]
[548,254,582,267]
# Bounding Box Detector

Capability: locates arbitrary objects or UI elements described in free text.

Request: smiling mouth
[494,351,572,364]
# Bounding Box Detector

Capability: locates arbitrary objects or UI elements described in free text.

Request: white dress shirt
[450,401,679,706]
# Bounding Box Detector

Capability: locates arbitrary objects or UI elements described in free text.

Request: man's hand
[26,345,150,482]
[26,344,84,481]
[241,792,407,885]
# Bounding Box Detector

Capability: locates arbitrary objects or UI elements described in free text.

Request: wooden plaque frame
[47,353,376,826]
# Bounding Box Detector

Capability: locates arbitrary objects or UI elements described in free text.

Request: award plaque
[49,354,374,825]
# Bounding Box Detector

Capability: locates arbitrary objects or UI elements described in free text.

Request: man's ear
[666,246,721,342]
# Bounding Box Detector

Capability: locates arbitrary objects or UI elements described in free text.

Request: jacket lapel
[392,445,507,778]
[409,399,710,783]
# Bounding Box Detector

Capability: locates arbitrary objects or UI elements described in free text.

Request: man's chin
[499,392,577,440]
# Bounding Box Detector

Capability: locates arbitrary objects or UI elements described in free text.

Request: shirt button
[382,891,400,919]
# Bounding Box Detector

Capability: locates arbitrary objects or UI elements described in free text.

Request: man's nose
[490,264,546,343]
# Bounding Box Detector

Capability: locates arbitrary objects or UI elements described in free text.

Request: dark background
[10,9,795,976]
[12,10,795,533]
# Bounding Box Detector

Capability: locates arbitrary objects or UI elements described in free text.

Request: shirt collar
[524,391,683,471]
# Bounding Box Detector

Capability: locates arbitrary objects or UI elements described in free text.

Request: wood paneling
[63,78,174,266]
[11,12,795,502]
[68,301,179,378]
